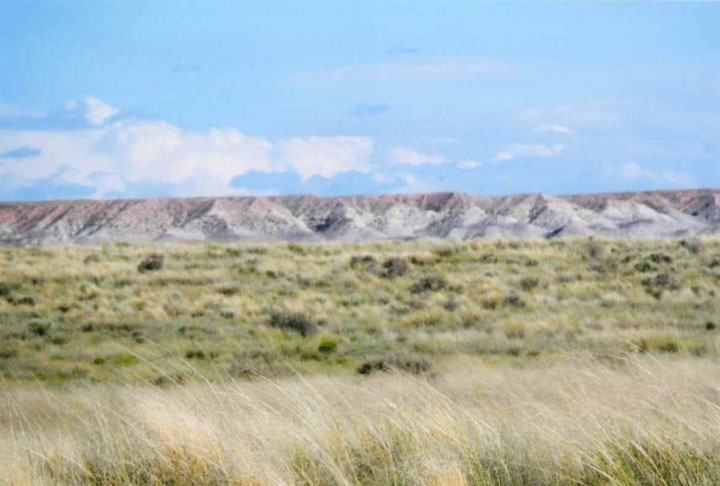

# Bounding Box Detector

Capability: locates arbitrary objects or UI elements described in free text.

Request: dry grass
[1,238,719,484]
[2,356,718,485]
[0,238,719,383]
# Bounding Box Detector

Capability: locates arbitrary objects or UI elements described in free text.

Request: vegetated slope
[0,189,718,245]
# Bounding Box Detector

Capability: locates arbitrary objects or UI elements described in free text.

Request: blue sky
[1,0,719,201]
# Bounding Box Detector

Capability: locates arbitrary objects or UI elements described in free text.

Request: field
[1,238,719,485]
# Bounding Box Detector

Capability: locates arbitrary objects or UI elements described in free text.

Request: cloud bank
[0,97,381,199]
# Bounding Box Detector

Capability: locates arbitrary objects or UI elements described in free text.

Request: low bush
[409,275,448,293]
[356,353,431,375]
[268,310,319,337]
[318,339,337,353]
[680,238,702,254]
[137,254,164,273]
[349,255,376,268]
[380,257,409,279]
[518,276,540,291]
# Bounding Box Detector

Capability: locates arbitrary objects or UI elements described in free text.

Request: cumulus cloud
[389,147,446,166]
[0,95,120,129]
[0,123,274,197]
[617,162,696,188]
[0,113,376,198]
[83,96,119,125]
[494,143,564,161]
[279,136,373,180]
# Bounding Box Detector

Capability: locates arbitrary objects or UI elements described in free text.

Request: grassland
[0,238,718,383]
[1,238,719,485]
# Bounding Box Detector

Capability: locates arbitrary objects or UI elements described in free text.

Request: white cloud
[617,162,696,188]
[536,124,573,135]
[83,96,119,125]
[279,136,373,180]
[0,116,379,197]
[494,143,564,161]
[457,160,483,169]
[389,147,446,166]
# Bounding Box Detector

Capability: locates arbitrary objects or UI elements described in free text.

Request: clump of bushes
[648,253,673,264]
[0,282,20,298]
[7,295,35,306]
[708,256,720,269]
[137,254,164,273]
[357,353,431,375]
[287,243,307,255]
[433,245,459,258]
[503,293,525,308]
[634,261,656,273]
[217,284,241,296]
[641,272,681,297]
[318,339,337,353]
[518,276,540,292]
[28,319,54,337]
[584,239,604,260]
[380,257,409,279]
[83,253,101,264]
[409,275,448,293]
[349,255,376,268]
[680,238,702,254]
[268,310,320,337]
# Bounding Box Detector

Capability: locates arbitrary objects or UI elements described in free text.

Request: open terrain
[0,238,718,383]
[1,189,720,245]
[1,237,719,485]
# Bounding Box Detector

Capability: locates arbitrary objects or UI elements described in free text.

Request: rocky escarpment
[0,189,719,246]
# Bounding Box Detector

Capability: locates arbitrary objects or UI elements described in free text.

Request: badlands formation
[0,189,719,245]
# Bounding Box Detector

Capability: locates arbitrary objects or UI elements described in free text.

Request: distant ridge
[1,189,719,246]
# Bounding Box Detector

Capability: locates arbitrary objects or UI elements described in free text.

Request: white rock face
[0,189,718,246]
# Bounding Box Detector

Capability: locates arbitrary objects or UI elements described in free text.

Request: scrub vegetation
[1,238,719,485]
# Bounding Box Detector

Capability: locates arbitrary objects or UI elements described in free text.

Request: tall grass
[2,356,718,485]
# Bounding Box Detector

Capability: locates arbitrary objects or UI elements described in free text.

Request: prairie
[1,238,719,485]
[0,238,717,383]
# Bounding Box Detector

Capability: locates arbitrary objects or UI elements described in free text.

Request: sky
[1,0,719,201]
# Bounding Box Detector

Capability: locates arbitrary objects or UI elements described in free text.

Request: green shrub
[83,253,101,264]
[137,254,164,273]
[28,319,53,337]
[680,238,702,254]
[0,282,20,297]
[318,339,337,353]
[409,275,448,293]
[648,253,672,264]
[9,295,35,306]
[518,276,540,291]
[380,257,409,279]
[503,293,526,308]
[584,239,604,260]
[268,310,319,337]
[349,255,376,268]
[357,353,431,375]
[433,245,459,258]
[634,261,656,272]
